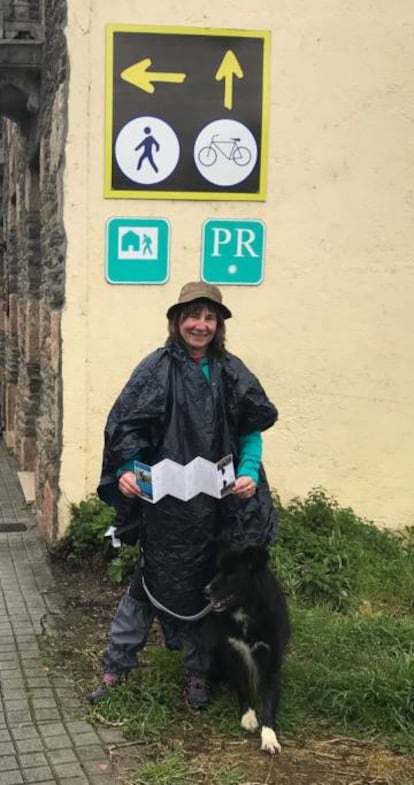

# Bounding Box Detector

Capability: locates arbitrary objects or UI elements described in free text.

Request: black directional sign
[105,25,270,201]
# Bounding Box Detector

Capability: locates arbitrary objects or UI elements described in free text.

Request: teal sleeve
[116,460,136,478]
[200,358,210,381]
[237,431,262,484]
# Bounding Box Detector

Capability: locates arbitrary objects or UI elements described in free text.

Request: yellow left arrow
[120,58,186,94]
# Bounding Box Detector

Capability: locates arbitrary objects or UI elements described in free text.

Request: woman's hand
[118,471,141,498]
[232,475,257,499]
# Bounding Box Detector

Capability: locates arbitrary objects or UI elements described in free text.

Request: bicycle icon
[197,135,252,167]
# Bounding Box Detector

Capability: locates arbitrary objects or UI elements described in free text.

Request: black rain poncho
[98,341,278,618]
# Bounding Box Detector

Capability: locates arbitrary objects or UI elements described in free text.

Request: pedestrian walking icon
[115,116,180,185]
[142,234,152,254]
[135,126,160,173]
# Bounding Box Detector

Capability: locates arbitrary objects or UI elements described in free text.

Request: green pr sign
[106,217,170,284]
[201,219,265,285]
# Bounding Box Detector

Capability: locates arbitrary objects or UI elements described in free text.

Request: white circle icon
[115,116,180,184]
[194,119,258,187]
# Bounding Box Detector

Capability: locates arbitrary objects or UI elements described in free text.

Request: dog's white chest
[232,608,249,636]
[227,637,257,682]
[227,624,271,688]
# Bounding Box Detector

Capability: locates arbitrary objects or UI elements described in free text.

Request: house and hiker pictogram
[118,227,157,259]
[107,218,170,284]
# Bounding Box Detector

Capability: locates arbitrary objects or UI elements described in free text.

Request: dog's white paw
[241,708,259,732]
[260,726,281,755]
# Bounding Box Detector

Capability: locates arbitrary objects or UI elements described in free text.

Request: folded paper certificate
[133,454,235,503]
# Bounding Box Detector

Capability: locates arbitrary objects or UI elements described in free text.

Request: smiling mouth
[211,595,233,612]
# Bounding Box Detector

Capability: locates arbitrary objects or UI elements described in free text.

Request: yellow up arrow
[121,58,186,94]
[215,50,244,110]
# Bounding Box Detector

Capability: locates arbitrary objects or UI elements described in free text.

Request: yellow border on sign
[104,24,270,201]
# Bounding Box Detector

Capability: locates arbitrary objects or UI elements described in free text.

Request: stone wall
[0,0,67,538]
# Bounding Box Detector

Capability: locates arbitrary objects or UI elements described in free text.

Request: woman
[91,281,278,708]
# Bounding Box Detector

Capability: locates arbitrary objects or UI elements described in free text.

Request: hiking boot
[88,672,126,704]
[184,676,210,710]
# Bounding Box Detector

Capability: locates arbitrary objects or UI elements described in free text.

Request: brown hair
[166,300,226,356]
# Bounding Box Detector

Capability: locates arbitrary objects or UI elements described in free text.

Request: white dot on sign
[228,264,238,275]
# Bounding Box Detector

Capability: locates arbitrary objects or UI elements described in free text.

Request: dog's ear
[245,545,269,573]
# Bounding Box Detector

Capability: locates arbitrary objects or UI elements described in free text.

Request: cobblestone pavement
[0,440,124,785]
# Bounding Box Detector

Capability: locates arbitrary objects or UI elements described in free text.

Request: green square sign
[201,219,265,285]
[106,217,170,284]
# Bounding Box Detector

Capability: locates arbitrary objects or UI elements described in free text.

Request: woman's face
[179,304,218,356]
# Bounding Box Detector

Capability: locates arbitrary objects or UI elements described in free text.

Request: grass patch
[89,648,185,736]
[133,750,197,785]
[85,488,414,754]
[89,611,414,751]
[282,605,414,750]
[211,765,246,785]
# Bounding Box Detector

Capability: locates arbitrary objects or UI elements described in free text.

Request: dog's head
[205,544,269,613]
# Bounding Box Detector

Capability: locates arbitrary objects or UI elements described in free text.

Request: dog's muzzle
[204,583,233,612]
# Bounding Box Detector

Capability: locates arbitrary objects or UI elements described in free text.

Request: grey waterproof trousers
[102,566,212,677]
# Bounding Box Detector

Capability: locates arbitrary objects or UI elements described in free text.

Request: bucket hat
[166,281,232,320]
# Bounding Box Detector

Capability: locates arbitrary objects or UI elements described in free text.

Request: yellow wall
[59,1,414,531]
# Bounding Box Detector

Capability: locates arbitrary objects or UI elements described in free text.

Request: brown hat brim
[167,297,232,320]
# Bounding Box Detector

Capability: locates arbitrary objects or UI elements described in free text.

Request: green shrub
[58,495,117,562]
[55,495,139,584]
[271,487,413,613]
[60,486,413,610]
[107,544,140,583]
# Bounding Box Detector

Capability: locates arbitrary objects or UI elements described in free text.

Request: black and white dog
[205,544,290,755]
